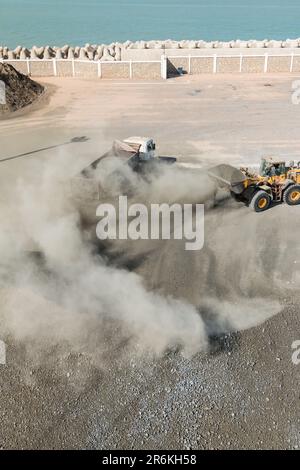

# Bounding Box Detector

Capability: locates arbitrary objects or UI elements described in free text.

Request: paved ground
[0,74,300,449]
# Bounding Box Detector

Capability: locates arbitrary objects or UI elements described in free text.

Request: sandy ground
[0,74,300,450]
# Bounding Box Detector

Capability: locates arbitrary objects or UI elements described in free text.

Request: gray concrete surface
[0,75,300,449]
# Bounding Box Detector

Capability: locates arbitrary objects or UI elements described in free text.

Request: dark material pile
[0,63,44,114]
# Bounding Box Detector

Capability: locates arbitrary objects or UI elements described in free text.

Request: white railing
[2,53,300,78]
[167,53,300,74]
[0,57,164,79]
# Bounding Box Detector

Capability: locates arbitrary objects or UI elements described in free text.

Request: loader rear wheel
[249,190,272,212]
[283,184,300,205]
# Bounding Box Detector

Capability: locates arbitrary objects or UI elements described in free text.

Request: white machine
[123,136,156,161]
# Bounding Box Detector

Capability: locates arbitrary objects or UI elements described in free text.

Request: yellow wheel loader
[209,157,300,212]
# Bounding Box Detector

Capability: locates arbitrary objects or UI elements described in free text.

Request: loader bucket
[207,164,247,195]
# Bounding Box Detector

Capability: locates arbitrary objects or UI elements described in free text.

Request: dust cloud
[0,153,284,365]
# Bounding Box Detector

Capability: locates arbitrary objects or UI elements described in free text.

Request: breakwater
[1,40,300,79]
[2,39,300,61]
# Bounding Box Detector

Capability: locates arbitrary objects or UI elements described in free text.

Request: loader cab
[260,158,286,177]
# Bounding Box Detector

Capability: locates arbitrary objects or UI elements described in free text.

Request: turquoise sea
[0,0,300,48]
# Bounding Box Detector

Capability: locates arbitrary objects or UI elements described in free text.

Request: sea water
[0,0,299,47]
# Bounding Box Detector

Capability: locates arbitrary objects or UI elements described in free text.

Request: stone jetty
[1,39,300,62]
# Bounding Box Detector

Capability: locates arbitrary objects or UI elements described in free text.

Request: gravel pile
[0,63,44,114]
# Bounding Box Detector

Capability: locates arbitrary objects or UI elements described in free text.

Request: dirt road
[0,74,299,449]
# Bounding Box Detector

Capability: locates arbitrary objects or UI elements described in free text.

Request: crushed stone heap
[0,63,44,114]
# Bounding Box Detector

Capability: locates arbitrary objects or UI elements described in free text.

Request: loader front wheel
[250,190,272,212]
[283,184,300,206]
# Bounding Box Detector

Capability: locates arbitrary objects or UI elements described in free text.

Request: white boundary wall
[167,53,300,75]
[0,58,164,79]
[2,53,300,79]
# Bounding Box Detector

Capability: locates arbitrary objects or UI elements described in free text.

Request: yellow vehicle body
[240,158,300,211]
[208,158,300,212]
